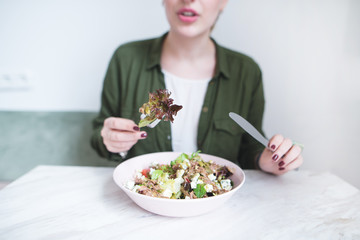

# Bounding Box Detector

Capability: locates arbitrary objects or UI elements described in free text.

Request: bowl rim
[113,151,246,202]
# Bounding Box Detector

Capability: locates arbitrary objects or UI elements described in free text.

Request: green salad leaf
[160,165,175,174]
[190,150,201,159]
[138,117,155,128]
[171,153,189,166]
[194,184,206,198]
[151,170,163,180]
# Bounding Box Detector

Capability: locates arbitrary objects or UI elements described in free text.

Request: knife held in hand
[229,112,268,148]
[229,112,304,151]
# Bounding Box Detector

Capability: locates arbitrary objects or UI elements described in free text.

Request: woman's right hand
[101,117,147,153]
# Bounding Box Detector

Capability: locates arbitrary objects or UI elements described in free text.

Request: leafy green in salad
[151,170,163,180]
[193,184,206,198]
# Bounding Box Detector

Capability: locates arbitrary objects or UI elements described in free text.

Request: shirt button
[167,135,171,140]
[202,106,208,113]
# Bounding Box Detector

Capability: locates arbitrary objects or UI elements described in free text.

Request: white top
[162,69,211,153]
[1,166,359,239]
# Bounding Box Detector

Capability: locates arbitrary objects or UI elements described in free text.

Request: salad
[125,151,234,199]
[138,89,182,128]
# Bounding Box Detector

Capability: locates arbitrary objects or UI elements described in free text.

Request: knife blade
[229,112,268,147]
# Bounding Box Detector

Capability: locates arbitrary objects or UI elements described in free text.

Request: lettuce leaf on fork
[138,89,183,128]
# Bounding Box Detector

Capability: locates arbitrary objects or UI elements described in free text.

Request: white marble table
[0,165,359,240]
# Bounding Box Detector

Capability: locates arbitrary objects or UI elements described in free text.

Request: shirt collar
[146,33,167,70]
[212,38,230,80]
[147,33,230,80]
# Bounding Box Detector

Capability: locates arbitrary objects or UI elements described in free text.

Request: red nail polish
[278,161,285,167]
[141,133,147,138]
[279,167,285,171]
[272,154,279,161]
[271,144,276,150]
[133,126,140,131]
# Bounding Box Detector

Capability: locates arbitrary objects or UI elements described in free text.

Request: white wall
[1,0,359,188]
[0,0,168,110]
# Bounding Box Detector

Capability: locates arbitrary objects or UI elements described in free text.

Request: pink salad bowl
[113,152,245,217]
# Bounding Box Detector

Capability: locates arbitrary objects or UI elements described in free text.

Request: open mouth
[180,11,197,17]
[177,8,199,23]
[178,8,198,17]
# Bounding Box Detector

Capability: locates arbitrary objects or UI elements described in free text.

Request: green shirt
[91,33,265,169]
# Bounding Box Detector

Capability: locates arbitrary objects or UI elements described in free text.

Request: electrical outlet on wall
[0,71,31,90]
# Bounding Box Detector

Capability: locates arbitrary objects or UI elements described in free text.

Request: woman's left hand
[258,134,304,175]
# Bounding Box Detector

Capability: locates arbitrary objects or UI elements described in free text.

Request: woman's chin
[170,27,211,39]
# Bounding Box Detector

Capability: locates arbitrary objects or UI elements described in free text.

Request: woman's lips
[177,8,199,23]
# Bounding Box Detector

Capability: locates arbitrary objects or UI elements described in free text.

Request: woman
[91,0,303,175]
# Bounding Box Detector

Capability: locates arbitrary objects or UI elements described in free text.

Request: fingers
[260,134,304,175]
[269,136,292,162]
[101,117,147,153]
[105,139,138,153]
[279,144,302,167]
[285,155,304,171]
[104,117,139,132]
[267,134,284,151]
[102,117,147,141]
[101,129,147,153]
[102,128,147,142]
[273,155,303,175]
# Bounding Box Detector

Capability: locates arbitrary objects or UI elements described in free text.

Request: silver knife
[229,112,268,147]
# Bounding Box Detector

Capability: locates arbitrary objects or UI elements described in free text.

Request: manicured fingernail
[279,167,285,171]
[141,133,147,138]
[133,126,140,131]
[272,154,279,161]
[270,144,276,150]
[278,161,285,167]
